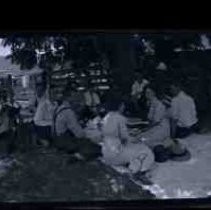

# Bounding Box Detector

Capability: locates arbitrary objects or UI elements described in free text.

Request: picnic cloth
[101,132,211,199]
[143,133,211,198]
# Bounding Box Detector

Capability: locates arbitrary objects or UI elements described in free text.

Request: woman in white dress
[101,97,154,182]
[139,85,170,148]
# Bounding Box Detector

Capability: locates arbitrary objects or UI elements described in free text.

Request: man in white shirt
[169,82,198,138]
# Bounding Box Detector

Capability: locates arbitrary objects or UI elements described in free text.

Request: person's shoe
[132,171,153,186]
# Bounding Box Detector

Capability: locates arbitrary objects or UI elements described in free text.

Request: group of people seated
[0,69,199,185]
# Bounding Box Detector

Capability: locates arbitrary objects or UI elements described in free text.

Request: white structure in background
[0,56,43,107]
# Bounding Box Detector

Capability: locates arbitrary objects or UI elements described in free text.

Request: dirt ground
[0,147,154,202]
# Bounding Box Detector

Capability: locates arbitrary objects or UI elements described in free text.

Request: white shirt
[84,91,100,107]
[34,95,54,127]
[170,91,198,128]
[54,101,84,138]
[131,79,149,99]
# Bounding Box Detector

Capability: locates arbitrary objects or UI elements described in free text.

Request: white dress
[102,112,154,174]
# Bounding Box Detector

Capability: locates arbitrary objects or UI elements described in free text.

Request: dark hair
[134,68,143,75]
[145,84,165,100]
[106,95,124,111]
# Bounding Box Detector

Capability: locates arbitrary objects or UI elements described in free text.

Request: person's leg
[53,134,79,153]
[128,144,154,174]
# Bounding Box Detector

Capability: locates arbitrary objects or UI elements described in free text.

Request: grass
[0,146,154,202]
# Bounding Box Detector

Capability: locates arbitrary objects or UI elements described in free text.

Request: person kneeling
[102,97,154,185]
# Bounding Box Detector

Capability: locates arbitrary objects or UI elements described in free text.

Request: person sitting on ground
[80,83,101,124]
[33,86,55,146]
[131,70,149,100]
[169,82,198,139]
[85,104,107,144]
[101,96,154,184]
[68,81,85,117]
[130,70,149,118]
[138,84,170,148]
[52,88,101,161]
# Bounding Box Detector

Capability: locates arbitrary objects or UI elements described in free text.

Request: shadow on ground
[0,147,154,202]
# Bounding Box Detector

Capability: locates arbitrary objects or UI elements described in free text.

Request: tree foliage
[3,34,102,72]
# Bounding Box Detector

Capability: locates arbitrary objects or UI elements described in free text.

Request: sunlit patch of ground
[139,133,211,199]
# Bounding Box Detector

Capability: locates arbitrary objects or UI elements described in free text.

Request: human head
[145,84,164,102]
[169,81,182,97]
[106,96,125,114]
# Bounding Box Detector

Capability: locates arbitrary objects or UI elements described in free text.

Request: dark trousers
[34,125,52,140]
[53,132,102,160]
[0,131,14,155]
[126,98,148,119]
[175,123,199,139]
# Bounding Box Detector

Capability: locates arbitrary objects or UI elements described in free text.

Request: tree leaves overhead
[137,33,203,63]
[3,34,102,71]
[2,33,205,76]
